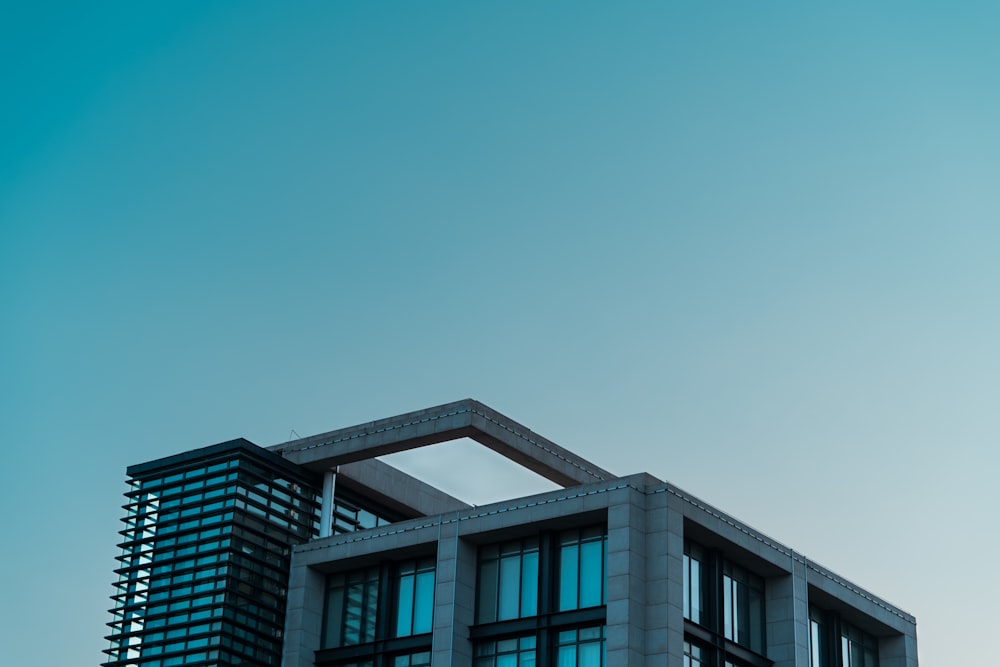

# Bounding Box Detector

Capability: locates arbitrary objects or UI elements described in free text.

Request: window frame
[316,556,437,667]
[470,525,608,667]
[682,539,769,667]
[809,606,880,667]
[476,537,540,624]
[473,634,537,667]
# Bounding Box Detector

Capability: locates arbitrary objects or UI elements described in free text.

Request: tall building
[104,399,918,667]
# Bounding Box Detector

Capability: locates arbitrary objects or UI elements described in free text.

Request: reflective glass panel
[499,555,521,620]
[474,635,536,667]
[683,641,706,667]
[811,618,822,667]
[722,561,765,653]
[396,558,435,637]
[841,624,879,667]
[521,550,538,617]
[393,651,431,667]
[323,568,379,648]
[579,539,603,608]
[558,528,606,611]
[683,542,704,624]
[556,626,605,667]
[477,538,539,623]
[559,543,579,611]
[413,569,434,634]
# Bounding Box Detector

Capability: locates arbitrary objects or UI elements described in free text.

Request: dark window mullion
[516,547,524,621]
[538,531,554,616]
[377,561,393,642]
[537,531,555,667]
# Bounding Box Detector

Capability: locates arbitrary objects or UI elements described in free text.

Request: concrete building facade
[105,399,917,667]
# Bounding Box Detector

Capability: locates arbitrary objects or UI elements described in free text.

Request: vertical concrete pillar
[281,561,325,667]
[431,517,475,667]
[765,552,810,667]
[606,485,647,665]
[319,469,336,538]
[663,491,686,667]
[643,489,673,666]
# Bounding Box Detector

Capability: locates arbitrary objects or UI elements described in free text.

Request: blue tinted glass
[579,539,603,608]
[684,553,703,623]
[520,551,538,617]
[412,570,434,634]
[579,641,602,667]
[723,576,735,640]
[498,556,521,620]
[478,558,498,623]
[557,646,576,667]
[396,575,414,637]
[559,544,579,611]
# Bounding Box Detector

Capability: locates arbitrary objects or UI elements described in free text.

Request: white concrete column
[642,489,675,666]
[281,560,325,667]
[663,490,686,667]
[605,485,647,666]
[431,517,475,667]
[319,469,337,538]
[765,552,810,667]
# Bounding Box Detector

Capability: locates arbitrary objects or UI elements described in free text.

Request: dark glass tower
[104,439,320,667]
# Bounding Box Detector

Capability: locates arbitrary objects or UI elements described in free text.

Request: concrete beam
[269,399,612,487]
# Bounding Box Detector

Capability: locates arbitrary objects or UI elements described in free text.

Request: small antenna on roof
[288,429,302,441]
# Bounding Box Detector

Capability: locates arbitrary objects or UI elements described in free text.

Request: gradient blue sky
[2,3,998,665]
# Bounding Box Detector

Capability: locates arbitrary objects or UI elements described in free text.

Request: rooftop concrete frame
[268,398,613,487]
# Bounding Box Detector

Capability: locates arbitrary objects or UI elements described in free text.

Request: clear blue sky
[2,3,997,665]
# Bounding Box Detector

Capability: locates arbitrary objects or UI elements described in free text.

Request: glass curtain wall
[318,558,436,666]
[558,527,607,611]
[104,441,319,667]
[395,558,436,637]
[809,607,879,667]
[473,526,607,667]
[682,539,768,666]
[477,538,539,623]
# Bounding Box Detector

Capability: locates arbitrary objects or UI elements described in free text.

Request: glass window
[841,624,878,667]
[683,542,704,624]
[556,626,606,667]
[810,615,823,667]
[558,527,607,611]
[684,540,769,665]
[331,489,401,535]
[392,651,432,667]
[722,561,765,654]
[683,641,707,667]
[474,635,536,667]
[477,538,540,623]
[395,558,435,637]
[322,567,380,648]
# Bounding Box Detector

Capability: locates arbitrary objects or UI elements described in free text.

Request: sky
[1,2,998,665]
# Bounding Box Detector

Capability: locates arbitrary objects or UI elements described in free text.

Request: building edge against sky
[105,399,918,667]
